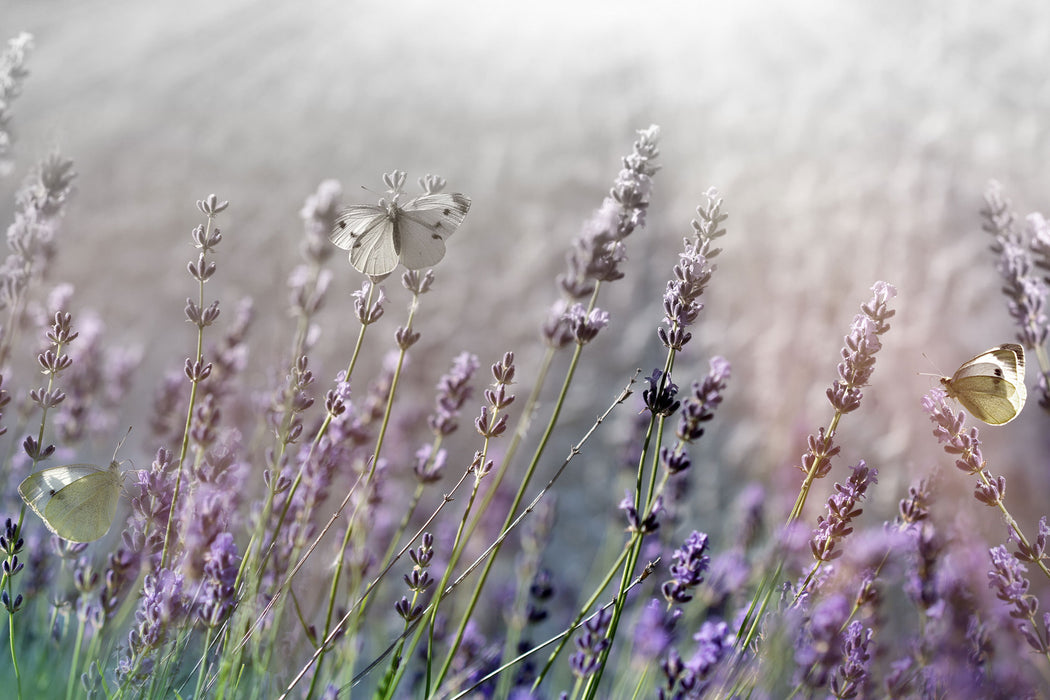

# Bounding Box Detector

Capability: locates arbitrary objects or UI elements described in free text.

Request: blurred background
[2,0,1049,548]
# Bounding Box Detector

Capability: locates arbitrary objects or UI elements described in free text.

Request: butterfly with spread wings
[330,175,471,277]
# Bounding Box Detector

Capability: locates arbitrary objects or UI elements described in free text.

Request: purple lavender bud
[542,300,576,349]
[922,388,985,475]
[565,303,609,344]
[633,598,680,662]
[662,531,711,604]
[643,369,680,417]
[828,620,873,698]
[352,281,385,325]
[570,608,612,679]
[619,491,662,534]
[799,428,839,479]
[676,357,731,442]
[428,352,480,437]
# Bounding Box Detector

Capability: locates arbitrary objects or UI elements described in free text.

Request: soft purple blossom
[809,461,878,564]
[982,181,1050,351]
[826,281,896,413]
[923,388,985,475]
[352,280,386,325]
[119,568,186,681]
[793,593,851,690]
[675,356,730,443]
[429,352,480,436]
[662,531,711,604]
[634,598,680,662]
[828,620,873,698]
[557,125,660,300]
[987,545,1047,653]
[658,189,726,351]
[565,303,609,345]
[569,608,612,679]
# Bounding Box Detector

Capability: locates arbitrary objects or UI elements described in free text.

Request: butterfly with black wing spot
[331,180,471,277]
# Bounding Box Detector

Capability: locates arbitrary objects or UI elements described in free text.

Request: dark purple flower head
[662,531,711,604]
[570,608,613,679]
[619,491,662,535]
[643,368,680,417]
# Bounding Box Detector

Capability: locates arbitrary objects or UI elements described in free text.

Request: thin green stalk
[434,341,586,689]
[308,290,420,696]
[66,615,87,700]
[294,375,636,700]
[160,210,216,571]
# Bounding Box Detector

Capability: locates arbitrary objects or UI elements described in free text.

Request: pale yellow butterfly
[940,343,1027,425]
[18,433,130,542]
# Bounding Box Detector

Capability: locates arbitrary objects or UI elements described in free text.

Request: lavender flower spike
[662,531,711,604]
[826,281,897,414]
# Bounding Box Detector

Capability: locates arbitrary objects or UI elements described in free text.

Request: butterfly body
[940,343,1026,425]
[19,461,122,542]
[331,191,471,276]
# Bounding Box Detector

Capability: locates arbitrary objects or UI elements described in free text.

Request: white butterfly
[940,343,1027,425]
[331,174,471,277]
[19,461,124,542]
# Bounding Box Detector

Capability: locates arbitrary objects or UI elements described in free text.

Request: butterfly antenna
[112,426,133,461]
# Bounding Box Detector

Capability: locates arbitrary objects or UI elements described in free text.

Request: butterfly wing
[942,344,1027,425]
[396,193,471,270]
[19,464,120,542]
[331,205,399,276]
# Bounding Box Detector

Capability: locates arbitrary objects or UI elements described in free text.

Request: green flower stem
[285,375,636,700]
[434,340,585,688]
[278,467,474,699]
[308,288,421,696]
[160,210,216,572]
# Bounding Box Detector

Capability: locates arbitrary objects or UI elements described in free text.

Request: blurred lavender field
[2,1,1050,695]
